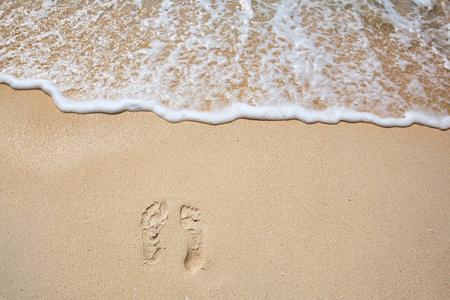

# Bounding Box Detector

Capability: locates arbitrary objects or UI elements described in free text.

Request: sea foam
[2,74,449,129]
[0,0,449,129]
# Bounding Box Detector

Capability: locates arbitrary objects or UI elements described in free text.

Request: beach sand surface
[1,84,449,299]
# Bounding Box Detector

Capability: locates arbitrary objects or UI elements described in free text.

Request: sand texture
[1,84,449,299]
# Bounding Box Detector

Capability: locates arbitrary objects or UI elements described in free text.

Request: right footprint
[180,205,205,272]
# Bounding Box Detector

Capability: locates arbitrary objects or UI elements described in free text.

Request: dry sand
[1,83,449,298]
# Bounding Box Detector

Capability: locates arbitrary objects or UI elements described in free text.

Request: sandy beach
[1,83,449,298]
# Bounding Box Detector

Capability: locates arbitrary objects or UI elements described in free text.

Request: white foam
[1,74,449,129]
[239,0,254,18]
[410,0,435,9]
[0,0,449,129]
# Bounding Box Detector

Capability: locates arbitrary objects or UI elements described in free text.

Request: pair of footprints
[141,202,204,272]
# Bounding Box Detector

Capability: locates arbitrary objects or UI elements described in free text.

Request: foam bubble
[410,0,436,9]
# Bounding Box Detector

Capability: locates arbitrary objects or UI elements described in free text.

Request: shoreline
[1,76,449,130]
[1,84,449,298]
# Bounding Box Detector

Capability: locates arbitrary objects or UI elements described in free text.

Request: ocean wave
[0,0,449,128]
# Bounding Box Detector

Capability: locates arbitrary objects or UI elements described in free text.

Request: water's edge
[1,74,449,130]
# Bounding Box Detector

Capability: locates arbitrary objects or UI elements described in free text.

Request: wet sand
[1,84,449,298]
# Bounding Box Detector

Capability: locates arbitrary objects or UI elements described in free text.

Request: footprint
[141,202,168,265]
[180,205,205,272]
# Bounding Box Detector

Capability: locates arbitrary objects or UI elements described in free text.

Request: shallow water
[0,0,449,128]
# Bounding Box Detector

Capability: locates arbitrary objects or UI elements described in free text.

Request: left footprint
[141,202,168,265]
